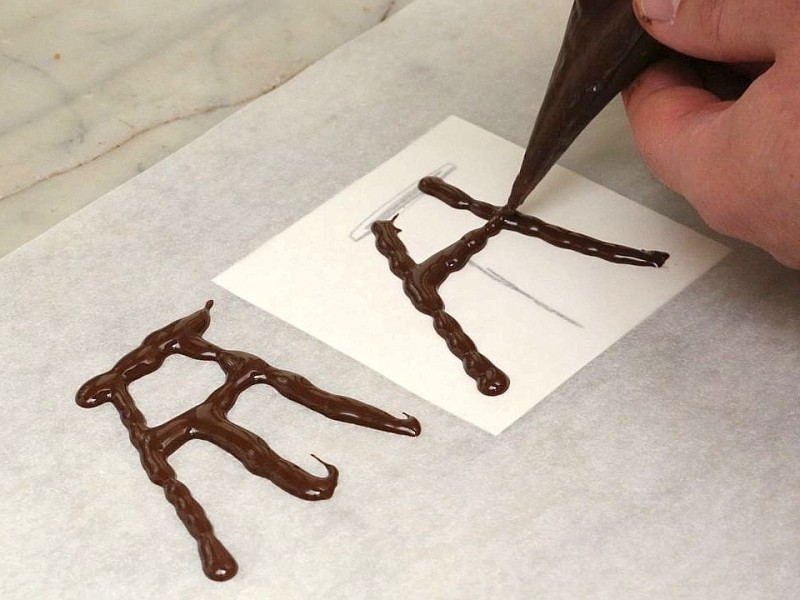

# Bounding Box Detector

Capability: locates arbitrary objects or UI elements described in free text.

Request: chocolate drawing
[372,177,668,396]
[420,177,668,267]
[76,300,420,581]
[373,214,510,396]
[370,0,680,395]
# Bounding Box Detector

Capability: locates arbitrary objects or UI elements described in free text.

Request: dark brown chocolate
[508,0,664,209]
[420,177,668,267]
[373,214,510,396]
[76,300,420,581]
[372,177,668,396]
[369,2,684,394]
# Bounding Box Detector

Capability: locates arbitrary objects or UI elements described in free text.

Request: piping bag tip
[508,0,663,208]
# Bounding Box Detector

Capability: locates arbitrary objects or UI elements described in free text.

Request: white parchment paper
[1,1,799,598]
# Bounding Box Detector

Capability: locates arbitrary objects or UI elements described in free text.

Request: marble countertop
[0,0,413,257]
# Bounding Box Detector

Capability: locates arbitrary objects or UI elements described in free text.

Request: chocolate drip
[76,300,420,581]
[420,177,668,267]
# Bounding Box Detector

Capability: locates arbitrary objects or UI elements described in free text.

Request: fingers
[632,0,800,62]
[624,57,800,265]
[622,59,730,200]
[626,1,800,268]
[622,59,749,235]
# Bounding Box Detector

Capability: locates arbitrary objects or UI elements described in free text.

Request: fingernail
[637,0,681,23]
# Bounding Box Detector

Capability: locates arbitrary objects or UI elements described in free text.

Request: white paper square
[215,116,728,434]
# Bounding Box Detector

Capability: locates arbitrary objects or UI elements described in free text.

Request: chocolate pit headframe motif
[372,177,668,395]
[76,300,420,581]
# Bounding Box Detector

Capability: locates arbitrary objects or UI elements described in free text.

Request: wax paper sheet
[2,0,799,598]
[215,116,728,434]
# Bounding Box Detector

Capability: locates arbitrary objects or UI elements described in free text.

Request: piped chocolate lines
[372,178,669,396]
[420,177,668,267]
[372,216,510,396]
[76,300,420,582]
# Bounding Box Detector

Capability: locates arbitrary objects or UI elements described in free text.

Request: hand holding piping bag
[623,0,800,268]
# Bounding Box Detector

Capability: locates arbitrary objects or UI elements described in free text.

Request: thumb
[633,0,793,62]
[622,59,729,201]
[623,56,795,245]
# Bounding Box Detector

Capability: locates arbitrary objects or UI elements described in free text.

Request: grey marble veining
[0,0,413,256]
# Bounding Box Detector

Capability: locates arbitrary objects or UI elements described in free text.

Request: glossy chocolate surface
[370,2,690,395]
[372,177,668,396]
[76,300,420,581]
[420,177,668,267]
[373,213,510,396]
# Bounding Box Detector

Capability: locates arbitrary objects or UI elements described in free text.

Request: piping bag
[507,0,664,210]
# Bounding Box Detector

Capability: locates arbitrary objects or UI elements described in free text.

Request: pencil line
[469,262,584,328]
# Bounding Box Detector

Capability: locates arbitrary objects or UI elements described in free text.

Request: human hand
[623,0,800,268]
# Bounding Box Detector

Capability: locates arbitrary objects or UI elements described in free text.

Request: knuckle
[696,0,726,44]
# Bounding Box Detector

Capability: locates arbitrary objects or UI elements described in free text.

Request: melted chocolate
[372,177,669,396]
[420,177,668,267]
[76,300,420,581]
[373,215,509,396]
[370,4,689,393]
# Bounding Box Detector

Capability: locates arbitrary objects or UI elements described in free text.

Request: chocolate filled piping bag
[508,0,665,209]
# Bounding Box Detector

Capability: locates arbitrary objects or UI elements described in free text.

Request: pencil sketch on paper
[349,163,457,241]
